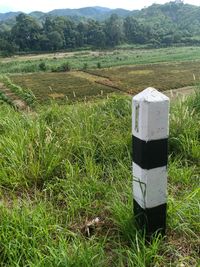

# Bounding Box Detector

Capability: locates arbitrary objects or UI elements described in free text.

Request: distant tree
[47,31,64,51]
[0,38,16,56]
[62,19,77,48]
[2,1,200,53]
[43,17,55,33]
[11,13,42,51]
[86,20,106,47]
[43,16,66,48]
[104,14,124,47]
[161,34,175,45]
[38,34,50,51]
[124,16,143,44]
[76,22,88,47]
[0,31,17,55]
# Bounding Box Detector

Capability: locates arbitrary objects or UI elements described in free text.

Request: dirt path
[163,86,196,100]
[0,51,112,63]
[0,82,31,112]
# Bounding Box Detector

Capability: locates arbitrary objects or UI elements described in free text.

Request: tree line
[0,14,149,55]
[1,2,200,55]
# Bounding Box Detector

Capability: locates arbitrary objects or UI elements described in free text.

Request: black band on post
[132,135,168,169]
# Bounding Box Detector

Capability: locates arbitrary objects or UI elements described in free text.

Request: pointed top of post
[133,87,169,102]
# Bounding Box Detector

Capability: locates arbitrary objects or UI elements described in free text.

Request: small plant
[59,62,71,72]
[187,87,200,113]
[83,63,88,70]
[38,62,47,71]
[52,62,71,72]
[22,64,38,73]
[97,62,101,69]
[0,91,13,106]
[51,66,57,72]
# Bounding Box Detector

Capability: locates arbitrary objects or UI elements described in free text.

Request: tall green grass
[169,89,200,163]
[0,93,199,266]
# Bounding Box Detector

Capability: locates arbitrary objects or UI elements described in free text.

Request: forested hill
[0,7,131,22]
[1,1,200,55]
[135,2,200,35]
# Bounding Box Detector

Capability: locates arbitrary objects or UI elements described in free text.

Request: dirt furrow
[0,82,31,112]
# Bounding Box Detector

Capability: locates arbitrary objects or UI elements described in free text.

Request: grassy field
[1,46,200,74]
[0,46,199,266]
[0,91,199,266]
[0,46,199,105]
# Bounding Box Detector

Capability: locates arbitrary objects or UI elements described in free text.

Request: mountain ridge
[0,6,131,22]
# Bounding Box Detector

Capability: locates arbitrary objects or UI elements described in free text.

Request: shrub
[39,62,47,71]
[51,62,71,72]
[97,62,101,69]
[83,63,88,70]
[59,62,71,72]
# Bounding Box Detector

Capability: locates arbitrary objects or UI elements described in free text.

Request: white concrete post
[132,87,170,236]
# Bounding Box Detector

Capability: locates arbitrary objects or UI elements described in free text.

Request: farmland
[1,46,200,74]
[8,59,200,104]
[0,46,198,105]
[10,72,117,104]
[85,60,200,92]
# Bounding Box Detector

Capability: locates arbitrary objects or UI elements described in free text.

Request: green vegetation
[6,53,200,104]
[0,75,36,106]
[0,12,199,264]
[0,45,198,109]
[0,91,199,266]
[1,46,200,74]
[0,90,13,106]
[51,62,71,72]
[2,2,200,55]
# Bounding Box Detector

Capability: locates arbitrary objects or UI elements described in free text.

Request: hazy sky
[0,0,200,13]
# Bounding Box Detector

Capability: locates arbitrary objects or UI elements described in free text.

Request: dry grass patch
[10,72,118,104]
[128,69,154,75]
[91,61,200,94]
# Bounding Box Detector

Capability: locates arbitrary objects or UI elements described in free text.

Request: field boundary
[0,82,32,112]
[95,80,131,95]
[72,70,132,95]
[81,70,111,79]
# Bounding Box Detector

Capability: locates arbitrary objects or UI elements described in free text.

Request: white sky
[0,0,200,13]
